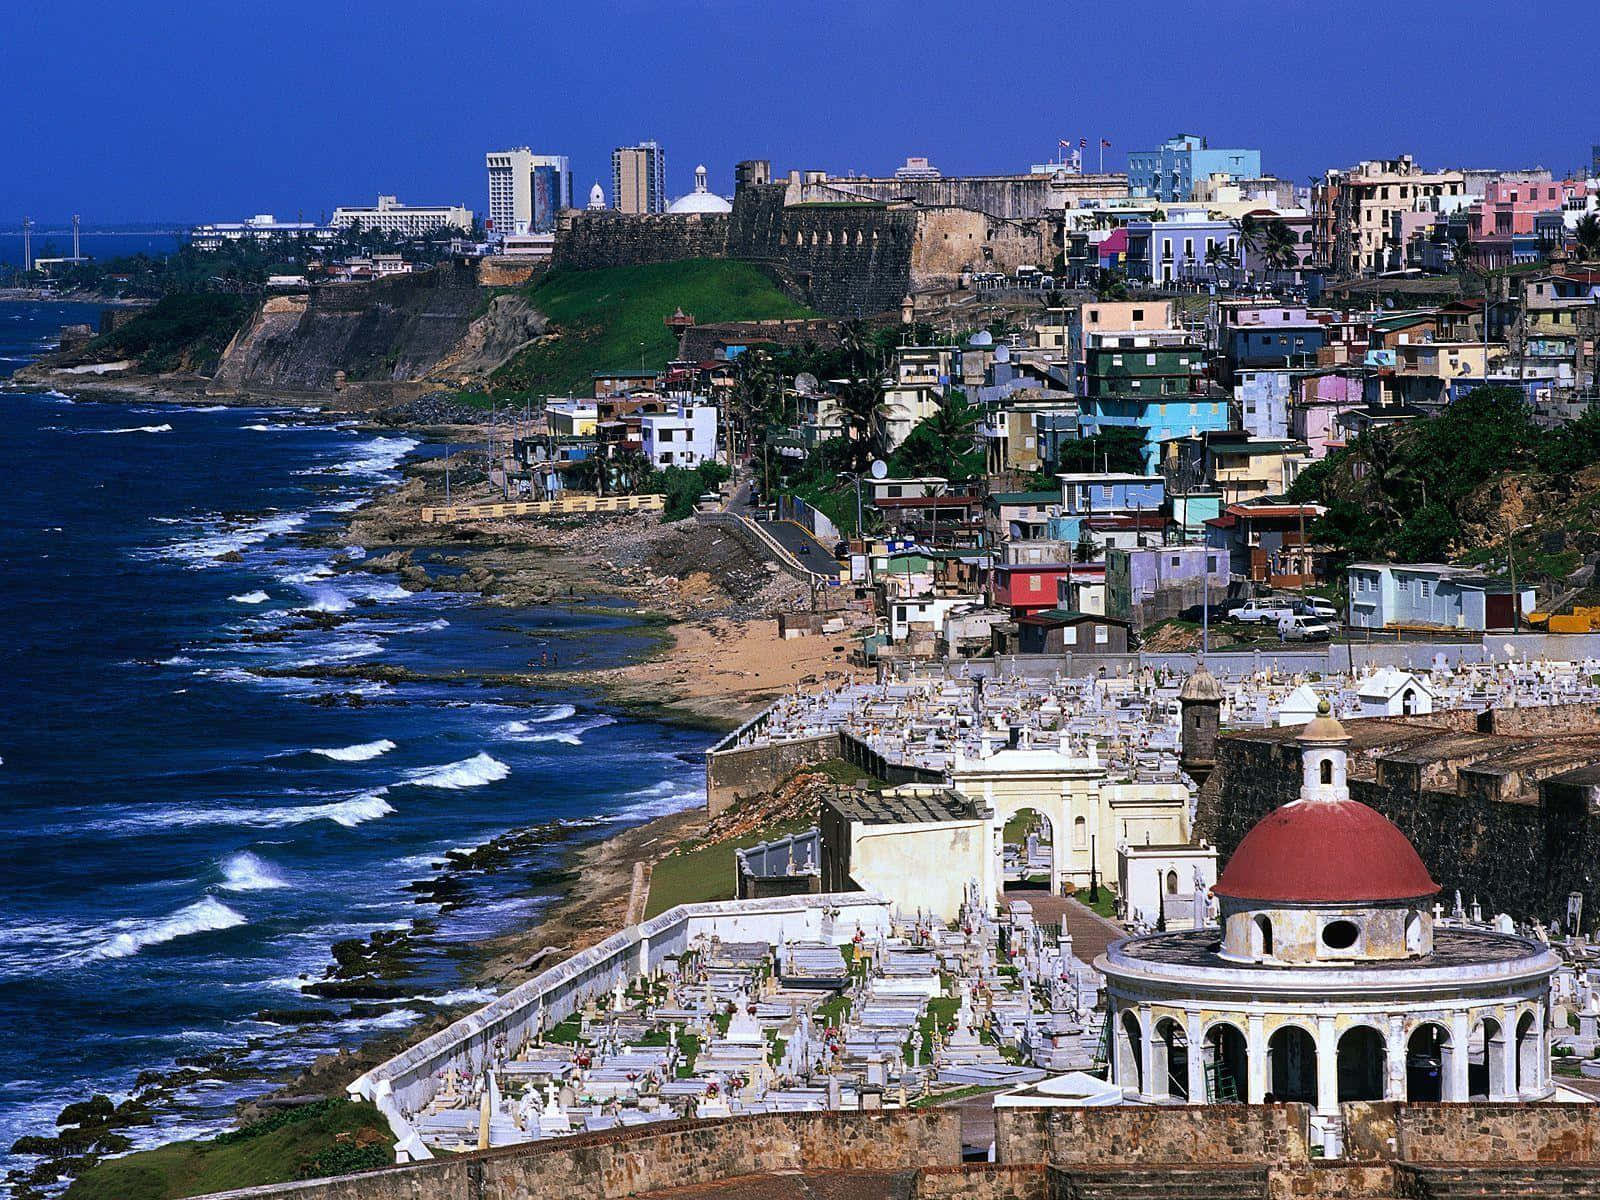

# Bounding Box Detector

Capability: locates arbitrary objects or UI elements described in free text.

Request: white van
[1278,614,1332,641]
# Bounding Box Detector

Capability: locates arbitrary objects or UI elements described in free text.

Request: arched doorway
[1251,914,1274,958]
[1268,1025,1318,1104]
[1153,1017,1189,1101]
[1002,808,1055,892]
[1469,1018,1508,1099]
[1204,1022,1248,1103]
[1337,1026,1387,1102]
[1515,1011,1540,1095]
[1116,1009,1144,1093]
[1406,1023,1450,1101]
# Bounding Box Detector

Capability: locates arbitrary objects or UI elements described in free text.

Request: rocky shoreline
[6,368,857,1198]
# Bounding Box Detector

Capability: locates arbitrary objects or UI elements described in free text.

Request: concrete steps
[1054,1164,1269,1200]
[1403,1163,1600,1199]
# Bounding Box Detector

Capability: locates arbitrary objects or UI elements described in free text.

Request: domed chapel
[1097,702,1558,1137]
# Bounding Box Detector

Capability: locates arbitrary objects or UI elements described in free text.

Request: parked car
[1278,614,1332,641]
[1231,600,1298,625]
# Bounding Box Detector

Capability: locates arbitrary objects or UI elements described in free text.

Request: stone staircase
[1053,1164,1270,1200]
[1401,1163,1600,1198]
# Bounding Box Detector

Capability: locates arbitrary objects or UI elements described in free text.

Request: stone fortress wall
[1198,702,1600,923]
[194,1103,1600,1199]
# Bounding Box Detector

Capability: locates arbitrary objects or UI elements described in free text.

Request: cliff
[212,264,496,392]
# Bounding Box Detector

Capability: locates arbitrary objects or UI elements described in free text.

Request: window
[1072,816,1087,849]
[1027,575,1040,590]
[1146,354,1157,366]
[1166,870,1179,895]
[1321,920,1360,951]
[1088,309,1100,323]
[1320,758,1334,785]
[1095,624,1109,644]
[1062,625,1078,646]
[1131,308,1144,321]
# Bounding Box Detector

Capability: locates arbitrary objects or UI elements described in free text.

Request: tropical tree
[1259,220,1300,285]
[836,376,889,471]
[1091,269,1129,301]
[1575,213,1600,262]
[890,389,982,480]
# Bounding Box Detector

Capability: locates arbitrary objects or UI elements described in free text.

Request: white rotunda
[1097,703,1559,1131]
[667,165,732,215]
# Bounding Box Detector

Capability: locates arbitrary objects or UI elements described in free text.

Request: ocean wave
[300,587,351,613]
[402,752,509,790]
[218,851,288,891]
[499,713,616,746]
[95,423,172,435]
[85,897,246,962]
[311,739,395,762]
[160,511,308,564]
[615,778,706,820]
[421,987,497,1007]
[229,590,271,605]
[243,422,301,432]
[118,789,395,832]
[297,435,417,479]
[287,636,384,668]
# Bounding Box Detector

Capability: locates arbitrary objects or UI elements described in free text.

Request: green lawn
[489,259,813,398]
[644,815,815,918]
[63,1101,394,1200]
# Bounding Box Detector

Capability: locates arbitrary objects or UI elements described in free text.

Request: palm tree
[918,390,981,480]
[1259,220,1300,286]
[836,376,888,471]
[1204,242,1236,286]
[1575,213,1600,262]
[1092,269,1129,301]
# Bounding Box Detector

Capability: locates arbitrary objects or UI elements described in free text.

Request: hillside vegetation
[488,259,812,398]
[61,1100,393,1200]
[1288,388,1600,597]
[69,294,253,374]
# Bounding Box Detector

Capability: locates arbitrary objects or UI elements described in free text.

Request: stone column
[1385,1016,1407,1101]
[1139,1003,1159,1101]
[1185,1010,1206,1104]
[1490,1005,1514,1101]
[1446,1011,1470,1102]
[1316,1016,1339,1116]
[1247,1013,1268,1105]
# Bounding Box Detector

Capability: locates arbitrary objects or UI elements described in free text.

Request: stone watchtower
[1178,662,1224,788]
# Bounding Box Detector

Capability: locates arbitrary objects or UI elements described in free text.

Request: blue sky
[3,0,1597,225]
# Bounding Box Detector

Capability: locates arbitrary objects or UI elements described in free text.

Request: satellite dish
[869,459,889,480]
[794,372,819,395]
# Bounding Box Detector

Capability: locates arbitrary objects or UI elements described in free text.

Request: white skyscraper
[485,149,573,236]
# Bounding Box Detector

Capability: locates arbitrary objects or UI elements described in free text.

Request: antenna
[22,216,33,272]
[72,214,81,261]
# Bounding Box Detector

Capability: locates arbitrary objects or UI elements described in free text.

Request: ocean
[0,301,707,1175]
[0,232,188,270]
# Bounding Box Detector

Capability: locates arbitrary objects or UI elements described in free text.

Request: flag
[1101,138,1112,148]
[1079,138,1088,148]
[1058,138,1071,150]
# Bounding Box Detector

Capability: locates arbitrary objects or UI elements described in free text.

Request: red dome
[1213,798,1438,904]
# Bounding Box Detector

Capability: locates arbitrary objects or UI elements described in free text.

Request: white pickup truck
[1230,600,1298,625]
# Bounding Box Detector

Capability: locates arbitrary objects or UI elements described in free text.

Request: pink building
[1289,371,1366,459]
[1469,176,1580,267]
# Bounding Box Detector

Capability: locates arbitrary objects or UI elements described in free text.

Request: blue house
[1077,394,1231,470]
[1127,135,1262,202]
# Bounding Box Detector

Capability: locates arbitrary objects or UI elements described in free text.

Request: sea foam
[229,590,271,605]
[86,897,246,961]
[311,739,396,762]
[218,852,287,891]
[96,423,172,435]
[403,753,509,790]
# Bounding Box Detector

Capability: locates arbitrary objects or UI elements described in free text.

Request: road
[763,517,836,564]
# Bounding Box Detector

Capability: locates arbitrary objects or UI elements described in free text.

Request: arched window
[1166,870,1179,895]
[1252,914,1274,958]
[1320,757,1334,785]
[1073,815,1087,850]
[1405,911,1424,953]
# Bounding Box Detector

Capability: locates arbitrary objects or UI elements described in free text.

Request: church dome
[668,164,732,214]
[1214,796,1438,904]
[587,182,606,210]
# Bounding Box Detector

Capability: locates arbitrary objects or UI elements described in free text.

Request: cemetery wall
[202,1111,961,1200]
[1343,1101,1600,1163]
[912,1163,1049,1199]
[704,732,841,816]
[992,1103,1312,1166]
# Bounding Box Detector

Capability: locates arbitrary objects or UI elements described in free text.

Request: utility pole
[1507,518,1523,633]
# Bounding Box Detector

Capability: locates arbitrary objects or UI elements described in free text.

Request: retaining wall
[705,732,840,816]
[1345,1101,1600,1163]
[993,1103,1311,1166]
[346,893,891,1159]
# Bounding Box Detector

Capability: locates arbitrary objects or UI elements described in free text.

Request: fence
[419,494,665,523]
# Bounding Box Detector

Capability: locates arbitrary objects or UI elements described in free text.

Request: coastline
[5,358,858,1196]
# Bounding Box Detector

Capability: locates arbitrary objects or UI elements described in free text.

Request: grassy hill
[488,259,812,398]
[62,1100,394,1200]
